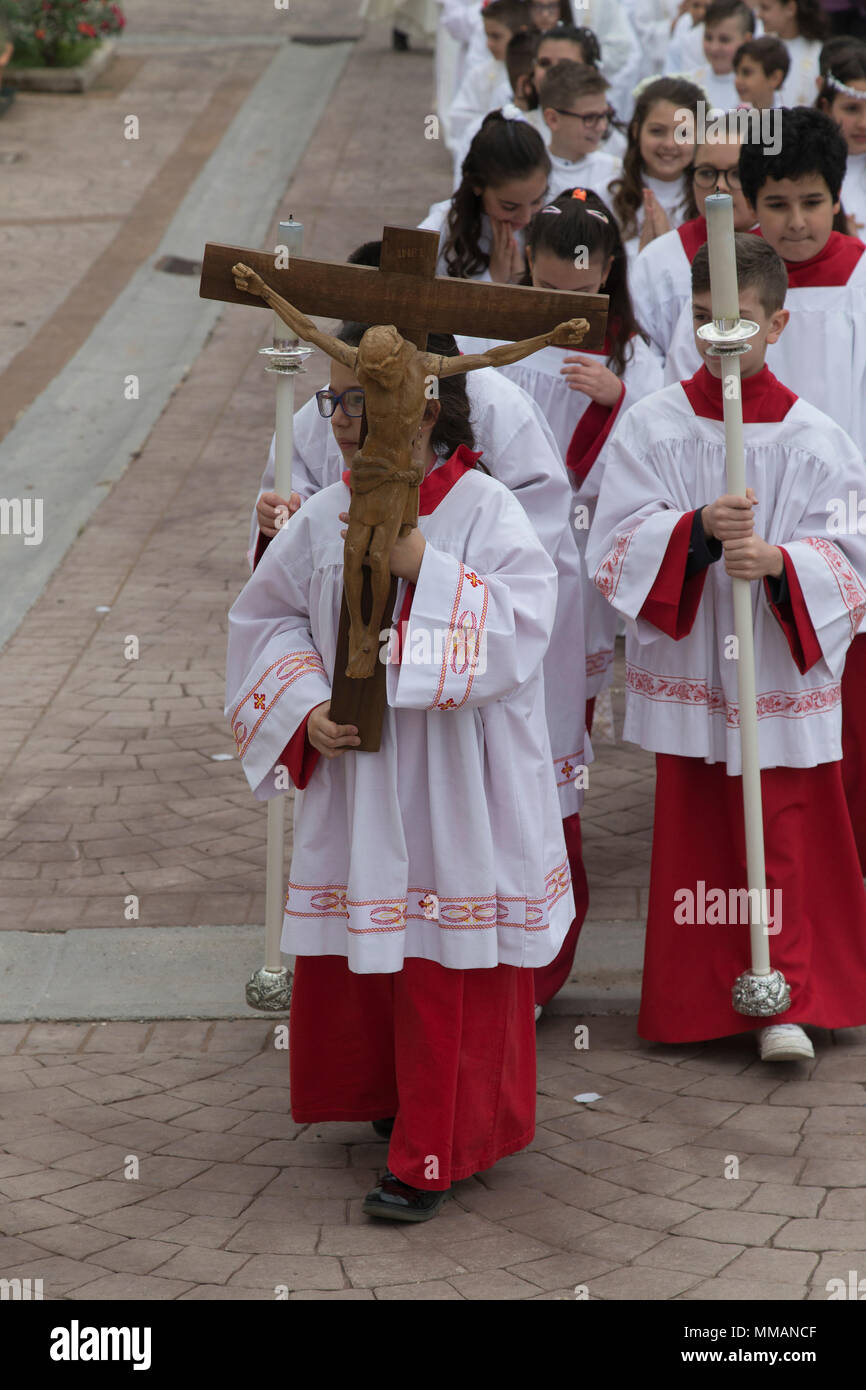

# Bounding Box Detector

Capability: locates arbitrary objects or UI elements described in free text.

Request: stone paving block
[4,1131,102,1164]
[228,1254,345,1291]
[574,1221,667,1262]
[548,1138,650,1173]
[178,1286,270,1300]
[91,1238,181,1275]
[633,1235,744,1275]
[741,1185,825,1218]
[594,1193,704,1231]
[599,1122,706,1154]
[0,1234,56,1266]
[672,1177,757,1209]
[804,1107,866,1135]
[152,1132,263,1162]
[0,1254,114,1295]
[599,1161,703,1197]
[774,1219,866,1250]
[241,1139,347,1168]
[770,1082,866,1107]
[71,1272,195,1300]
[800,1159,866,1188]
[722,1247,818,1284]
[507,1251,619,1290]
[21,1224,123,1260]
[738,1155,806,1183]
[16,1023,94,1053]
[47,1178,163,1217]
[67,1074,162,1105]
[0,1206,79,1239]
[587,1266,701,1300]
[797,1135,866,1159]
[683,1277,807,1300]
[693,1127,802,1155]
[147,1244,252,1284]
[447,1270,542,1300]
[87,1206,191,1238]
[0,1026,34,1053]
[0,1170,94,1201]
[673,1210,788,1245]
[108,1095,201,1123]
[436,1232,554,1272]
[139,1188,252,1219]
[717,1103,808,1133]
[183,1162,279,1194]
[373,1281,463,1300]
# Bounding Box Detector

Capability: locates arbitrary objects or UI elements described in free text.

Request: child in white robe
[447,0,531,157]
[538,63,623,201]
[226,303,580,1218]
[732,34,790,109]
[630,118,756,360]
[607,76,705,261]
[816,39,866,240]
[755,0,827,106]
[586,235,866,1057]
[419,106,550,280]
[682,0,756,109]
[252,322,594,1018]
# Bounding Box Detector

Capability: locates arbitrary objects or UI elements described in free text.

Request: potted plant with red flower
[0,0,125,90]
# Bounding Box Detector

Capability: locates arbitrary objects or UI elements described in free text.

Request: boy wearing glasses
[539,62,623,200]
[630,118,755,360]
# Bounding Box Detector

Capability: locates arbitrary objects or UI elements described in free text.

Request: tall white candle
[705,192,739,323]
[273,215,304,348]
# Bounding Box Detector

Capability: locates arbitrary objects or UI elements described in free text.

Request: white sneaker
[534,1004,543,1023]
[758,1023,814,1062]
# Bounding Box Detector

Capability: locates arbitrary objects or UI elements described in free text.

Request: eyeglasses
[316,387,365,418]
[692,163,742,190]
[550,106,614,127]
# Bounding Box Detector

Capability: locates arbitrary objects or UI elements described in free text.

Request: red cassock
[633,369,866,1043]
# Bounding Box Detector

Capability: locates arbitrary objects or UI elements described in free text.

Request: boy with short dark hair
[448,0,532,155]
[586,233,866,1058]
[734,34,790,108]
[539,61,623,198]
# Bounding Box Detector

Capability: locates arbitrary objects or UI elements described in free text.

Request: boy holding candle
[662,106,866,867]
[586,232,866,1056]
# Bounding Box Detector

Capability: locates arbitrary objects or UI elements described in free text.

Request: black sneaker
[362,1170,451,1222]
[392,27,410,50]
[371,1117,395,1139]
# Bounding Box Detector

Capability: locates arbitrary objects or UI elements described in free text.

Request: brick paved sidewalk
[1,1017,863,1301]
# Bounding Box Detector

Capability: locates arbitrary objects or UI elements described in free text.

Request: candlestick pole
[698,193,791,1018]
[245,218,312,1013]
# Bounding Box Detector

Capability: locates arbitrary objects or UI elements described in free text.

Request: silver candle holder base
[259,343,313,376]
[696,318,760,357]
[246,965,292,1013]
[732,968,791,1017]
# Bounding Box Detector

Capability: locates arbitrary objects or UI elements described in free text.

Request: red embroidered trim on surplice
[231,650,326,757]
[625,661,841,725]
[802,536,866,640]
[594,524,641,600]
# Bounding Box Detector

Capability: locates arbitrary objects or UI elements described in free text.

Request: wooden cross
[200,225,608,746]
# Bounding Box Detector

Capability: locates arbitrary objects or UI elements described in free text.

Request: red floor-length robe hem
[289,955,537,1190]
[640,754,866,1043]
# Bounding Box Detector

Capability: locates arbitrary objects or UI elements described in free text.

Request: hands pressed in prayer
[638,190,672,252]
[257,490,301,538]
[488,218,526,284]
[307,701,361,759]
[559,353,622,406]
[338,512,426,584]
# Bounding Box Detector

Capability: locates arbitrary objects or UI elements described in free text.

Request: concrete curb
[0,38,354,653]
[0,920,645,1021]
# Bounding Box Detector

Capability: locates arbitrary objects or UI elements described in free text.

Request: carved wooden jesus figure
[232,261,590,678]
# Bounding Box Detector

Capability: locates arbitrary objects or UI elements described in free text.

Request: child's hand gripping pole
[698,193,792,1019]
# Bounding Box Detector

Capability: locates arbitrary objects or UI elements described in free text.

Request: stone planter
[4,37,116,93]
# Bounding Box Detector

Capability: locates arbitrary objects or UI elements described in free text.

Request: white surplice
[778,35,822,109]
[842,152,866,243]
[226,467,574,973]
[457,333,664,698]
[630,222,695,359]
[585,381,866,773]
[418,196,527,279]
[621,172,693,264]
[547,149,623,202]
[250,366,591,817]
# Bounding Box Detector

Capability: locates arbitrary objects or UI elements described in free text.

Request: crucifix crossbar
[201,225,608,747]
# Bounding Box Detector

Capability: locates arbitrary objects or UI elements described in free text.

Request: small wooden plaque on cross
[201,225,608,748]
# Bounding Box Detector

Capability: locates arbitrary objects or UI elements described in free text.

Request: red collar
[676,215,708,264]
[681,363,797,422]
[753,227,865,287]
[342,443,482,513]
